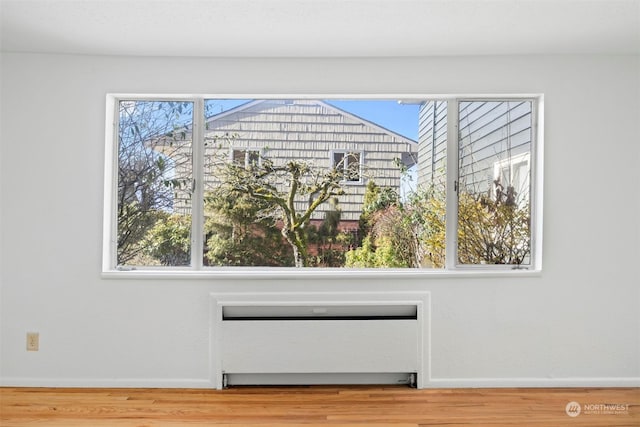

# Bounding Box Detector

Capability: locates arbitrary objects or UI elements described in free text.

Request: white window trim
[103,94,544,278]
[330,149,364,184]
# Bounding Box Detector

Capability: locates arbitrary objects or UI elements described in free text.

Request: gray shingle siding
[418,100,532,197]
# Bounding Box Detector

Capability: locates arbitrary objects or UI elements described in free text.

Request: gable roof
[205,99,418,146]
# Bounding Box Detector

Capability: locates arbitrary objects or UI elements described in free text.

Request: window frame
[330,149,364,184]
[103,94,543,278]
[447,97,541,271]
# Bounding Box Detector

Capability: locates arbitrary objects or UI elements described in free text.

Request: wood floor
[1,386,638,426]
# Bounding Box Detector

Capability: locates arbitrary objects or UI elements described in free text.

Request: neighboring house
[168,99,418,227]
[417,100,448,188]
[417,100,533,205]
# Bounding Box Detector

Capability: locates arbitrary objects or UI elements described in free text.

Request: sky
[326,100,419,141]
[204,99,420,141]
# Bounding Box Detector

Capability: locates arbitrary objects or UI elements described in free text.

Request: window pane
[201,98,422,268]
[346,152,361,181]
[116,100,193,267]
[232,149,245,165]
[247,150,260,167]
[457,100,532,266]
[333,152,345,170]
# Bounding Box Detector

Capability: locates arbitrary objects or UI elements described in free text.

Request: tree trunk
[281,227,307,267]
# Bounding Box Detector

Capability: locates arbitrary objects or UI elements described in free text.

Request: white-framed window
[492,152,530,208]
[231,148,262,168]
[103,95,542,276]
[331,150,363,182]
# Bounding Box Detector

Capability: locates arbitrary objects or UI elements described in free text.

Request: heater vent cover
[211,293,429,389]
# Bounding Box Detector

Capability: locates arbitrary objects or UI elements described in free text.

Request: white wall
[1,53,638,387]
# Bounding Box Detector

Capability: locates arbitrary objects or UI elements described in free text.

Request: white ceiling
[1,0,639,58]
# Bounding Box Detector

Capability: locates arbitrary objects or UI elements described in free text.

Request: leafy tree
[347,204,420,268]
[457,190,530,265]
[409,187,446,268]
[305,199,353,267]
[347,181,419,268]
[358,181,399,241]
[347,180,529,268]
[204,191,293,266]
[142,213,191,266]
[208,156,346,267]
[344,235,378,267]
[344,235,406,268]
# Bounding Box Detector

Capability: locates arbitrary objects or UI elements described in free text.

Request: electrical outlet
[27,332,39,351]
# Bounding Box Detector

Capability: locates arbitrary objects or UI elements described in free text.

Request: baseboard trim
[426,377,640,388]
[0,377,213,388]
[2,376,638,389]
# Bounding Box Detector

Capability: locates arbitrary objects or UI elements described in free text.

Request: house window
[492,153,530,207]
[232,148,261,168]
[104,96,542,274]
[332,151,362,182]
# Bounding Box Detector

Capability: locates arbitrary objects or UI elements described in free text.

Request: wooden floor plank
[1,386,638,426]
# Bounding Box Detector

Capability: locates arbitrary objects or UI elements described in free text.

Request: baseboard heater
[212,297,427,389]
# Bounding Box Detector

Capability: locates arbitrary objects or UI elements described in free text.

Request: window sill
[101,267,542,280]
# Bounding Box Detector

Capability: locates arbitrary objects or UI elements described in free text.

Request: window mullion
[191,98,205,270]
[445,100,459,270]
[530,99,541,270]
[105,96,119,271]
